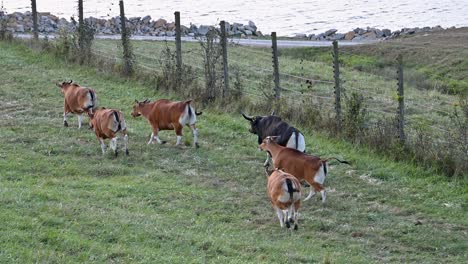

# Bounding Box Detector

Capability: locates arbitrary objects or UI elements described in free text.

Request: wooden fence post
[332,40,342,132]
[220,20,229,99]
[78,0,84,50]
[119,0,133,75]
[31,0,38,40]
[271,32,280,102]
[397,54,406,144]
[174,11,182,87]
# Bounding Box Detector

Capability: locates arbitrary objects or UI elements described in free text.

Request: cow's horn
[134,99,139,103]
[241,112,253,121]
[68,80,73,84]
[270,110,276,116]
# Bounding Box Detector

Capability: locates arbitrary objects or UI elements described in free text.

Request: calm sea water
[2,0,468,36]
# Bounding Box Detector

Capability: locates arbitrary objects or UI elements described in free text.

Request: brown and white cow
[260,136,350,203]
[268,169,301,230]
[131,99,202,147]
[88,107,129,156]
[57,80,97,128]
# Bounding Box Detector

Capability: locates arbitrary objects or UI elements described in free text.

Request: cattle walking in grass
[88,107,129,156]
[260,136,350,203]
[57,80,97,128]
[242,112,305,167]
[268,169,301,230]
[131,99,202,147]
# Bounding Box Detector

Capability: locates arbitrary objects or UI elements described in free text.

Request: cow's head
[56,80,73,94]
[131,99,150,117]
[242,112,263,134]
[259,136,279,151]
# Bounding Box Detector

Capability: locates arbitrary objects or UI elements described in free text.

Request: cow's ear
[134,99,139,104]
[270,136,279,142]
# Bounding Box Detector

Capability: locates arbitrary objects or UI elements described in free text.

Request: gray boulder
[324,29,337,36]
[382,28,391,37]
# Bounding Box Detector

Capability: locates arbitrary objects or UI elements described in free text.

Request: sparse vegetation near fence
[2,1,467,178]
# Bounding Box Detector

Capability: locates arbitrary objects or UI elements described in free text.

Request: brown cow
[88,107,129,156]
[260,136,350,203]
[131,99,202,147]
[268,169,301,230]
[57,80,97,128]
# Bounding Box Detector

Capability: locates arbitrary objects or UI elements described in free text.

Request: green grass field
[0,41,467,263]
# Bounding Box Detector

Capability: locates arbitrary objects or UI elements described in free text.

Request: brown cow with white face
[131,99,202,147]
[57,80,97,128]
[88,107,129,156]
[260,136,350,203]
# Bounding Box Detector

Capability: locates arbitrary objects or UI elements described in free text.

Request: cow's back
[93,109,124,139]
[64,86,94,113]
[274,148,321,178]
[150,99,192,129]
[258,116,299,147]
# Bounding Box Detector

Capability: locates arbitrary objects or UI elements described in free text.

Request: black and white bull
[242,112,306,167]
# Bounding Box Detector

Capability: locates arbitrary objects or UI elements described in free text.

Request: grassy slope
[281,27,468,95]
[0,42,466,263]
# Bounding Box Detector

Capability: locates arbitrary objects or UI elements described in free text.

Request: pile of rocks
[303,26,446,41]
[0,11,262,37]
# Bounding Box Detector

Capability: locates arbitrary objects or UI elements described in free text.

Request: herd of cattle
[58,80,349,230]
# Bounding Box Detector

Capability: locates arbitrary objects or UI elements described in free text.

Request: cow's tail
[285,178,299,201]
[113,111,122,132]
[323,157,351,166]
[86,89,96,111]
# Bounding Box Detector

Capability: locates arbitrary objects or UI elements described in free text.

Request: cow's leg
[293,201,300,230]
[123,132,129,155]
[275,207,284,228]
[148,126,166,145]
[99,138,106,155]
[63,102,70,127]
[287,204,295,227]
[303,180,317,201]
[283,209,290,228]
[77,114,84,129]
[110,137,118,156]
[188,124,199,148]
[320,189,327,204]
[175,124,183,146]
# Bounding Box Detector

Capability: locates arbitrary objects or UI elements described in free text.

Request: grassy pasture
[0,42,467,263]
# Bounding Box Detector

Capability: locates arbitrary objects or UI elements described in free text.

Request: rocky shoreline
[0,11,451,41]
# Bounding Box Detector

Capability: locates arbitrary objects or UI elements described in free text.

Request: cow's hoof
[114,151,118,157]
[63,121,69,127]
[294,225,298,231]
[161,141,167,145]
[125,149,129,156]
[195,143,200,148]
[285,222,290,229]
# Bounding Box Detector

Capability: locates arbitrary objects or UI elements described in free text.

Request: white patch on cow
[303,186,316,201]
[155,135,163,144]
[176,135,182,146]
[148,132,155,144]
[191,126,198,145]
[85,91,95,110]
[178,104,197,126]
[275,207,284,228]
[78,114,83,129]
[123,134,129,153]
[63,112,67,122]
[320,190,327,203]
[286,132,306,152]
[314,163,327,185]
[110,137,117,152]
[100,138,106,154]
